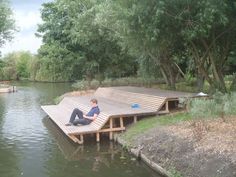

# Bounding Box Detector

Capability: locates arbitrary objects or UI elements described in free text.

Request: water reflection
[43,117,160,177]
[0,94,19,177]
[0,82,161,177]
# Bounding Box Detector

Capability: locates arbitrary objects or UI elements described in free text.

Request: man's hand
[83,114,98,121]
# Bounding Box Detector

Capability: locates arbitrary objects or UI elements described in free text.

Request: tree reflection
[43,117,161,177]
[0,96,19,177]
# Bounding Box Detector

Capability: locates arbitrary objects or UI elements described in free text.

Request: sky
[1,0,52,56]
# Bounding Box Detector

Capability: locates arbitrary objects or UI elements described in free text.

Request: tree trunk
[230,74,236,91]
[147,51,176,90]
[160,66,171,86]
[197,73,205,91]
[160,62,176,90]
[209,54,227,93]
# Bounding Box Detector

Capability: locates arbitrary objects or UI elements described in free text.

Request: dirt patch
[131,118,236,177]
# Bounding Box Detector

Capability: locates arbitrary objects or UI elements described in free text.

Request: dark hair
[90,98,98,104]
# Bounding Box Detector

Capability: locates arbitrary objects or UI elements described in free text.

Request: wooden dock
[41,86,199,144]
[0,85,17,93]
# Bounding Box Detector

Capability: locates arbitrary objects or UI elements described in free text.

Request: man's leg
[73,118,91,125]
[66,108,83,125]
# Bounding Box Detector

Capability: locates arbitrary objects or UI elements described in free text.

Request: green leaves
[0,0,15,50]
[34,0,236,90]
[0,51,36,80]
[36,0,137,81]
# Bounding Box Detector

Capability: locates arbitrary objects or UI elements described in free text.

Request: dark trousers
[69,108,92,125]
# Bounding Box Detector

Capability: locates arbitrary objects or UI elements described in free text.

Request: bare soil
[132,118,236,177]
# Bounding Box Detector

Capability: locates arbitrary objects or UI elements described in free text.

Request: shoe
[65,122,72,126]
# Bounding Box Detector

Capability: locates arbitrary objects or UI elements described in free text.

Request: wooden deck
[0,86,17,93]
[41,87,198,144]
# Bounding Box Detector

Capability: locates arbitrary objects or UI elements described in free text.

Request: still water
[0,82,161,177]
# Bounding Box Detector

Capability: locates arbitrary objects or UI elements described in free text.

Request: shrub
[101,78,113,87]
[90,79,100,89]
[72,80,90,90]
[223,92,236,116]
[224,74,234,82]
[73,77,162,90]
[190,92,236,120]
[184,72,196,86]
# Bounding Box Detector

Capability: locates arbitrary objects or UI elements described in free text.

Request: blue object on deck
[131,103,140,108]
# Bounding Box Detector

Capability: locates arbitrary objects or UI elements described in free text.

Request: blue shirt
[86,106,100,117]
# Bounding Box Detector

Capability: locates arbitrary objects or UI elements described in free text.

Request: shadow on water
[42,117,162,177]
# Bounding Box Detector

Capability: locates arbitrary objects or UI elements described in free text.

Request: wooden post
[165,101,169,112]
[120,117,124,128]
[96,143,100,152]
[109,141,114,160]
[109,118,113,140]
[80,134,84,144]
[96,132,100,142]
[134,116,137,123]
[69,135,83,144]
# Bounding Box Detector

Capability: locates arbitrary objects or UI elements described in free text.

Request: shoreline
[114,116,236,177]
[114,135,170,177]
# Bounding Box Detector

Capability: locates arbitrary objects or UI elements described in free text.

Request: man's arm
[83,114,98,121]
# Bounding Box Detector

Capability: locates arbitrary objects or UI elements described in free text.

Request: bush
[90,79,100,89]
[184,73,196,86]
[223,92,236,115]
[190,92,236,119]
[224,74,234,82]
[101,78,113,87]
[72,80,90,90]
[73,77,162,90]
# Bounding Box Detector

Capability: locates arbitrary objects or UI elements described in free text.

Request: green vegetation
[35,0,137,82]
[169,168,183,177]
[1,0,236,93]
[190,92,236,120]
[0,0,15,52]
[72,77,163,90]
[0,51,38,81]
[120,113,191,143]
[24,0,236,93]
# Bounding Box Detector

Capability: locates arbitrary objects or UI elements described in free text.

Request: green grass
[169,167,183,177]
[120,113,192,143]
[54,95,64,104]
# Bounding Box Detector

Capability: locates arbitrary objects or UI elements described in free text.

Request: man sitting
[65,98,100,126]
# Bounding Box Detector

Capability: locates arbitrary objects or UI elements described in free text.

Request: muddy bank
[118,118,236,177]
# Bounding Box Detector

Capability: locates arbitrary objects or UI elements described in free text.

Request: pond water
[0,82,161,177]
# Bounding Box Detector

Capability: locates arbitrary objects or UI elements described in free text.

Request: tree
[98,0,186,89]
[1,51,34,80]
[0,0,15,54]
[101,0,236,92]
[178,0,236,92]
[36,0,137,82]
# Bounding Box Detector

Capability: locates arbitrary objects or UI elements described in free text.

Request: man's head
[90,98,98,107]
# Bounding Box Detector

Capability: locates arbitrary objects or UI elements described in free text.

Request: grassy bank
[119,112,236,177]
[120,113,192,145]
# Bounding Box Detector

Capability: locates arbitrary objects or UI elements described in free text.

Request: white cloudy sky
[1,0,52,56]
